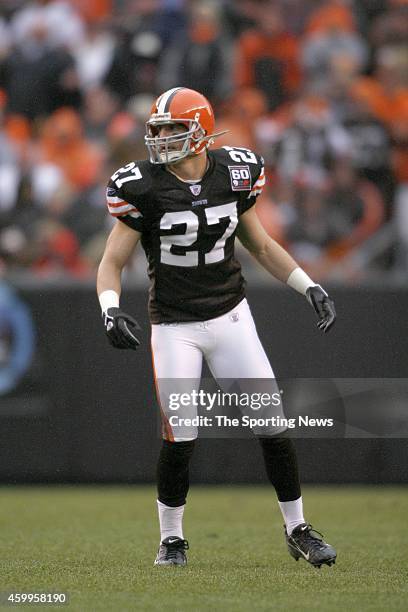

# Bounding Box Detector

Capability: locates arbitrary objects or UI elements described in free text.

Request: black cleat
[154,536,189,566]
[285,523,337,568]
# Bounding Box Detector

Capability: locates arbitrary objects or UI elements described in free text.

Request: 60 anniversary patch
[228,165,252,191]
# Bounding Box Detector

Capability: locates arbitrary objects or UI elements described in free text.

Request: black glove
[306,285,336,333]
[103,307,141,350]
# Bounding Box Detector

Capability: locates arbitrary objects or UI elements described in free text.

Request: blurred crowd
[0,0,407,282]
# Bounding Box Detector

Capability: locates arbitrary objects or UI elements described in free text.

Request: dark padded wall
[0,284,406,483]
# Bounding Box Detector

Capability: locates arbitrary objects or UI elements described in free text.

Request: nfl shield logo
[190,184,201,196]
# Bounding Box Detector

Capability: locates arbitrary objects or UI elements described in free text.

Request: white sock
[157,500,185,543]
[278,496,305,535]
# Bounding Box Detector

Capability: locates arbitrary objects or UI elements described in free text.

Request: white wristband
[99,290,119,312]
[286,267,316,296]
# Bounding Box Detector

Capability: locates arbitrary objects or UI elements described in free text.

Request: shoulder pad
[106,159,152,220]
[215,146,263,173]
[212,146,264,191]
[108,160,152,200]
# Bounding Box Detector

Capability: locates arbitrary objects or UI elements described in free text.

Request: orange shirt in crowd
[306,2,356,34]
[351,77,408,127]
[68,0,112,22]
[39,108,103,189]
[235,30,301,97]
[215,88,269,151]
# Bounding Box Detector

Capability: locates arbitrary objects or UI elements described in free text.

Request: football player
[97,88,337,568]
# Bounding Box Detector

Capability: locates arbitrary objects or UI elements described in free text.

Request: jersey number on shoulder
[110,162,142,188]
[223,146,257,164]
[160,202,238,267]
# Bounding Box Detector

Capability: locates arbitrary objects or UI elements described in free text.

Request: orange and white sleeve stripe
[106,194,143,219]
[247,167,266,198]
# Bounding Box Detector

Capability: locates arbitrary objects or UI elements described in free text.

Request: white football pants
[151,298,287,440]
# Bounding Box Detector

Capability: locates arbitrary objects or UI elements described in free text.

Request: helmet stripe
[157,87,184,114]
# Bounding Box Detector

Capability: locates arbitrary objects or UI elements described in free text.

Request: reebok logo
[190,184,201,196]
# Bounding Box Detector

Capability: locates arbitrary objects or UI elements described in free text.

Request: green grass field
[0,486,407,611]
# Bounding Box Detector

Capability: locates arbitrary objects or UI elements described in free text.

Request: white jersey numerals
[204,202,238,264]
[160,211,199,267]
[111,162,142,188]
[160,202,238,267]
[223,146,258,164]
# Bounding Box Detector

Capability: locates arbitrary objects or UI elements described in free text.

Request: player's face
[145,120,194,164]
[157,123,188,151]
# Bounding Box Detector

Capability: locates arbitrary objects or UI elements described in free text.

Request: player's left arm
[237,206,336,332]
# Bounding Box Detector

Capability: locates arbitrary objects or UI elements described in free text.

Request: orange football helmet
[145,87,216,164]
